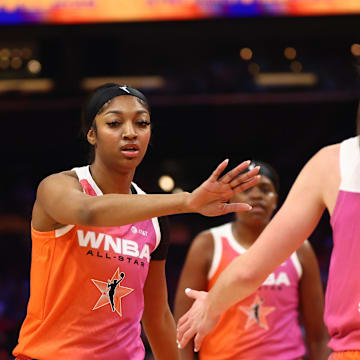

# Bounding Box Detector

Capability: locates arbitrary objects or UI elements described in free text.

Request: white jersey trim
[208,227,223,280]
[207,223,246,280]
[53,166,100,238]
[52,167,95,238]
[290,251,303,279]
[339,136,360,193]
[225,224,247,255]
[55,224,75,238]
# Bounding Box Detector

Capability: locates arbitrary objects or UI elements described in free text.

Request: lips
[120,144,139,158]
[249,202,267,213]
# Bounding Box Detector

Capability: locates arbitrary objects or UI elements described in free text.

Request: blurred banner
[1,0,360,25]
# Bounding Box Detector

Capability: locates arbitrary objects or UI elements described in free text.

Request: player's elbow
[74,205,94,226]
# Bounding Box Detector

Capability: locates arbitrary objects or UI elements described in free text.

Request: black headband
[248,161,280,192]
[85,84,149,130]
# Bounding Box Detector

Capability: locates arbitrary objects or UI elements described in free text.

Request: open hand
[187,159,260,216]
[177,288,219,352]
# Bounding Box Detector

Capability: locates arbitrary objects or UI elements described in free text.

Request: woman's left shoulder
[311,143,340,166]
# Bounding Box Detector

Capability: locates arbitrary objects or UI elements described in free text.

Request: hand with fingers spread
[176,288,218,352]
[187,159,260,217]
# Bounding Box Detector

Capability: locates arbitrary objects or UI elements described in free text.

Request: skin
[31,95,260,360]
[175,175,330,359]
[177,144,340,354]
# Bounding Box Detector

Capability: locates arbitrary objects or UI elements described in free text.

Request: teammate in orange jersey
[12,83,260,360]
[175,161,330,360]
[177,110,360,360]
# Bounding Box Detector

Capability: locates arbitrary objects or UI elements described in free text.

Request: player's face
[231,175,277,226]
[89,96,151,170]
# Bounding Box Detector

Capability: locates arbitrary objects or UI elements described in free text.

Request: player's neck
[231,221,267,249]
[89,161,135,194]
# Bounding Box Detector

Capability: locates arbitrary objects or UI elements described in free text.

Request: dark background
[0,13,359,359]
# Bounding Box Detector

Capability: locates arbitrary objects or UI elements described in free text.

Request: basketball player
[177,118,360,360]
[12,83,260,360]
[175,162,330,359]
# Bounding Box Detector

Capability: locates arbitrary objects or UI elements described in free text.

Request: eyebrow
[104,110,149,116]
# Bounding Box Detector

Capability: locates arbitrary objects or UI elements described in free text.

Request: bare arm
[177,145,339,350]
[142,260,179,360]
[174,232,213,360]
[32,159,259,231]
[297,241,331,360]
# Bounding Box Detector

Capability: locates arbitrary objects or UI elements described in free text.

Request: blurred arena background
[0,1,360,358]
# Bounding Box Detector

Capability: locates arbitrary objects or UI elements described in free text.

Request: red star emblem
[91,268,134,317]
[239,295,275,331]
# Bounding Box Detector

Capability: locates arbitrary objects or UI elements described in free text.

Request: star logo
[239,295,275,331]
[91,268,134,317]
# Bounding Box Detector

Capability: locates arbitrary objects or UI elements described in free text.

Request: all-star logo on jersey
[239,295,275,331]
[77,229,151,262]
[91,268,134,317]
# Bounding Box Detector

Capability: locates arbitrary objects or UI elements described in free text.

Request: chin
[249,216,269,227]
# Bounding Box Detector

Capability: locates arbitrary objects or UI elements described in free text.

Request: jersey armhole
[291,251,303,279]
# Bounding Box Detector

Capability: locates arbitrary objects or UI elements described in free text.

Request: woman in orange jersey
[175,161,330,360]
[177,109,360,360]
[12,83,260,360]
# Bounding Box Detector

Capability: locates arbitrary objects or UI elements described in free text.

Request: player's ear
[87,126,96,145]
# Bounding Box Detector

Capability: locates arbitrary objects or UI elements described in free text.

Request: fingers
[209,159,229,182]
[232,174,261,193]
[176,312,191,347]
[228,166,260,189]
[222,202,252,214]
[178,325,196,350]
[177,311,188,330]
[194,332,205,353]
[185,287,202,300]
[218,160,251,184]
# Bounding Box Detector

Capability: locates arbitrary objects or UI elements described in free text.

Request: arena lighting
[158,175,175,192]
[240,48,253,61]
[351,44,360,57]
[254,72,317,87]
[81,76,166,91]
[0,43,40,79]
[284,47,297,60]
[290,61,303,73]
[27,59,42,74]
[0,79,54,93]
[11,56,22,70]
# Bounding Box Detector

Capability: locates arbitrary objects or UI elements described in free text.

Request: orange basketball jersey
[200,223,306,360]
[13,166,162,360]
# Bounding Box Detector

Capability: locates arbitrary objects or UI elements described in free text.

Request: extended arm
[177,146,339,351]
[33,159,259,231]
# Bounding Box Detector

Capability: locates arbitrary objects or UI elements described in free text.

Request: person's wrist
[205,293,221,321]
[182,191,196,213]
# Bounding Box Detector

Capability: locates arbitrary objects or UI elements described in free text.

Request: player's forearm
[82,192,191,227]
[206,255,263,318]
[308,338,331,360]
[179,343,196,360]
[174,302,196,360]
[144,309,180,360]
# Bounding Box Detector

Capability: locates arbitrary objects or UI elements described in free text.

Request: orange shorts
[330,351,360,360]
